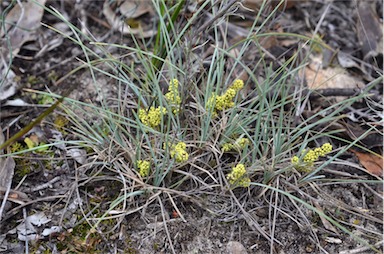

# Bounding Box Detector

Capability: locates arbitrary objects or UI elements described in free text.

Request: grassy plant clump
[24,0,383,252]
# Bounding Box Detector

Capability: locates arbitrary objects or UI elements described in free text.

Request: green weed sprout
[169,142,189,163]
[165,79,181,114]
[138,106,167,128]
[227,163,250,188]
[291,143,333,173]
[222,137,250,152]
[207,79,244,116]
[137,160,150,178]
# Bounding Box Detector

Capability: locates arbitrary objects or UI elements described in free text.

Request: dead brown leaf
[314,202,339,234]
[351,150,383,177]
[0,0,47,55]
[356,1,383,60]
[119,0,153,19]
[0,0,46,101]
[302,54,364,95]
[102,0,155,38]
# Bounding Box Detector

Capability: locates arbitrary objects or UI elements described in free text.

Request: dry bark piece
[7,212,51,241]
[337,51,361,69]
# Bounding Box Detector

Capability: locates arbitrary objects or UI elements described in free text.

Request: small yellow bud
[137,160,150,177]
[291,156,299,164]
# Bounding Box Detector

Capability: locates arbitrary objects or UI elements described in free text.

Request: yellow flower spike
[303,149,318,163]
[230,79,244,91]
[175,150,189,163]
[165,91,181,105]
[292,143,333,173]
[224,88,236,100]
[169,79,179,89]
[215,95,226,110]
[206,79,244,116]
[175,142,186,150]
[227,163,250,187]
[137,160,150,177]
[165,79,181,114]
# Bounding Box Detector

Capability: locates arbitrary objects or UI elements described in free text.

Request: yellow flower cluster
[170,142,189,163]
[138,106,167,128]
[227,163,250,188]
[165,79,181,114]
[137,160,150,177]
[222,137,250,152]
[291,143,333,173]
[207,79,244,115]
[231,79,244,91]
